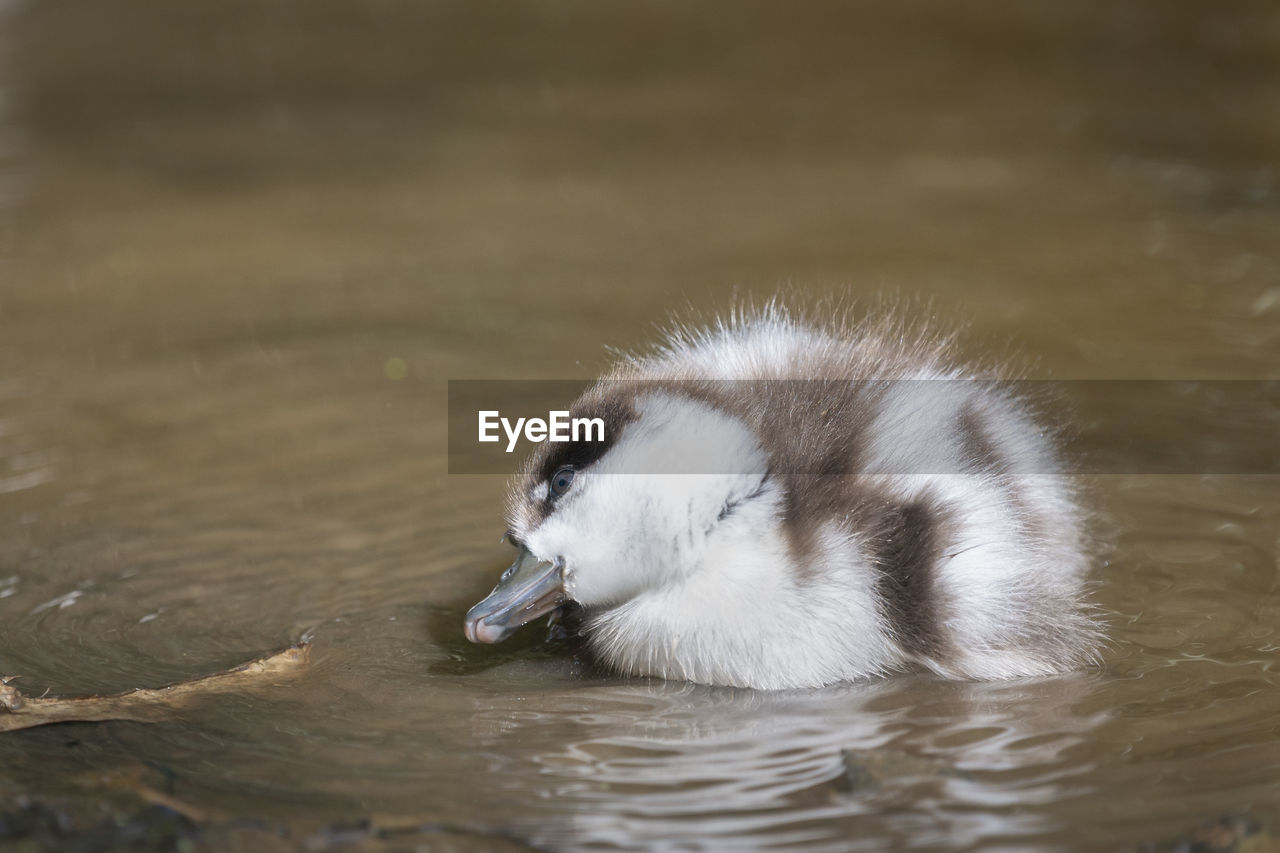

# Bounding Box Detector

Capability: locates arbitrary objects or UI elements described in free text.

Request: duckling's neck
[582,518,907,689]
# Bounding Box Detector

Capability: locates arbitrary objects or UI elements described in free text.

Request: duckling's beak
[464,549,567,644]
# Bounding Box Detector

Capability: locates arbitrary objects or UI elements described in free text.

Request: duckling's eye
[548,467,575,499]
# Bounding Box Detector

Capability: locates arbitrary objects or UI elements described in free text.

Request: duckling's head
[464,387,773,644]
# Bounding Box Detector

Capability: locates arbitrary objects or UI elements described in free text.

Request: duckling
[464,304,1100,689]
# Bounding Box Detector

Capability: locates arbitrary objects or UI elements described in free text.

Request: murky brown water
[2,1,1279,850]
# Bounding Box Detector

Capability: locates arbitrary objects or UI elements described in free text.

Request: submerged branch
[0,641,310,733]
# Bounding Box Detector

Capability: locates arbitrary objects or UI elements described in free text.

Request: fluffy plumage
[466,303,1101,689]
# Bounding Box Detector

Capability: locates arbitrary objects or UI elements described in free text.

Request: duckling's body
[465,306,1100,689]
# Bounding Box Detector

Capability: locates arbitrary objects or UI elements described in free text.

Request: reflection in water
[468,676,1108,851]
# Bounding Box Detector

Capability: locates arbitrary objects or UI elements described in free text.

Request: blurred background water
[0,1,1278,850]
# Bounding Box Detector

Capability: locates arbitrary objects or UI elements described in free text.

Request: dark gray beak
[464,549,566,644]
